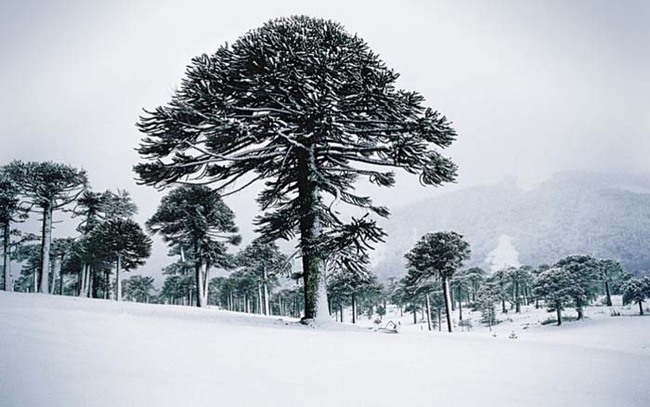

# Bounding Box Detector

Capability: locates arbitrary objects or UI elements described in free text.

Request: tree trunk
[50,256,59,294]
[201,266,209,307]
[412,306,417,324]
[639,301,644,316]
[2,222,12,291]
[605,281,612,307]
[425,293,432,331]
[437,308,442,332]
[340,304,344,323]
[457,285,463,321]
[116,254,122,301]
[39,204,53,294]
[556,307,562,326]
[442,276,453,333]
[297,151,329,323]
[501,298,507,313]
[263,266,270,316]
[351,293,357,324]
[515,280,521,313]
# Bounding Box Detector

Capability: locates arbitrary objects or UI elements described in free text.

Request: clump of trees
[0,161,152,299]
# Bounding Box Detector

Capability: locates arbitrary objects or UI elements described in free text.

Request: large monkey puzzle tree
[135,16,458,322]
[5,161,87,293]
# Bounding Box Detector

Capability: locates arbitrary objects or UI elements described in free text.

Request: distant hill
[371,172,650,280]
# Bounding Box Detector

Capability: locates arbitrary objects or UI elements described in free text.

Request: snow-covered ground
[1,292,648,407]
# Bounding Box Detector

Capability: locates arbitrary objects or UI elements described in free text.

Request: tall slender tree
[5,161,87,293]
[0,169,29,291]
[135,16,458,322]
[404,231,470,333]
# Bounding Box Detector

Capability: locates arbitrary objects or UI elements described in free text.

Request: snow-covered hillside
[1,292,648,406]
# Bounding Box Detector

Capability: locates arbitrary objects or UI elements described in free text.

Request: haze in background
[1,0,648,277]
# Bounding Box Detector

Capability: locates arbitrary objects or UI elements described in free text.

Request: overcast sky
[1,0,648,275]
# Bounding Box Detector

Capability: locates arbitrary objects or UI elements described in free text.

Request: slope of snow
[1,292,648,407]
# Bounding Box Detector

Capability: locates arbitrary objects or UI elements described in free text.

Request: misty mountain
[372,172,650,280]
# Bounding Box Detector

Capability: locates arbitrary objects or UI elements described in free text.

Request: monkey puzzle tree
[0,169,29,291]
[89,218,152,301]
[533,267,574,326]
[135,16,458,322]
[4,161,88,293]
[237,238,288,315]
[622,277,650,315]
[147,185,240,307]
[554,255,600,320]
[404,231,470,333]
[597,259,625,307]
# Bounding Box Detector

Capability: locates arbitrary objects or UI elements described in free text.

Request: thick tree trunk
[340,304,344,323]
[412,306,417,324]
[502,298,507,313]
[2,222,12,291]
[556,308,562,326]
[515,280,521,313]
[39,204,53,294]
[605,281,612,307]
[50,257,59,294]
[425,293,432,331]
[297,151,329,323]
[442,276,453,333]
[116,254,122,301]
[639,301,644,316]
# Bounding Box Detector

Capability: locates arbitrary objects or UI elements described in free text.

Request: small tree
[597,259,626,306]
[533,267,574,325]
[123,275,155,303]
[5,161,87,293]
[622,277,650,315]
[90,219,152,301]
[404,231,471,333]
[237,238,288,315]
[554,255,600,320]
[147,185,240,307]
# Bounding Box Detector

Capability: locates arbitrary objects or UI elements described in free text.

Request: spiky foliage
[4,161,88,293]
[74,189,137,234]
[135,16,458,320]
[122,275,156,303]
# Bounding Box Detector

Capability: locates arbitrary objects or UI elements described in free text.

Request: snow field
[0,291,648,407]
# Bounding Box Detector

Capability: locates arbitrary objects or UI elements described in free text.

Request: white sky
[1,0,649,275]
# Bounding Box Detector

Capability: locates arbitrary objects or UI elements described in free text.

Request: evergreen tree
[89,219,152,301]
[404,231,471,332]
[237,238,289,315]
[533,267,574,325]
[135,16,458,322]
[147,185,240,307]
[597,259,626,306]
[122,275,155,303]
[4,161,88,293]
[465,267,486,303]
[0,169,29,291]
[622,277,650,315]
[554,255,600,320]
